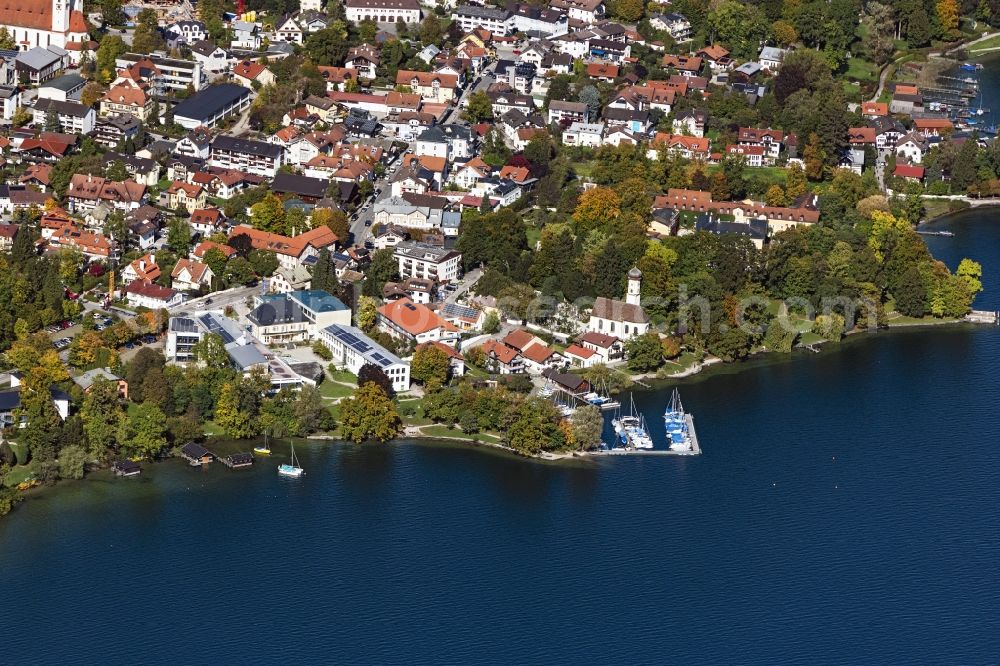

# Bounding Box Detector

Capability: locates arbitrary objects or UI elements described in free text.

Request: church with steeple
[586,267,651,340]
[0,0,89,50]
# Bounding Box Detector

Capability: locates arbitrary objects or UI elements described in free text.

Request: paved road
[349,152,407,243]
[446,267,482,304]
[173,284,261,318]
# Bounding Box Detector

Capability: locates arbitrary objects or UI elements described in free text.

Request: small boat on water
[961,62,984,72]
[663,389,694,452]
[278,440,304,478]
[611,394,653,449]
[253,430,271,455]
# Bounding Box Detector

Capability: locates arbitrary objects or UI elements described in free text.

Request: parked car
[142,335,157,344]
[124,342,134,350]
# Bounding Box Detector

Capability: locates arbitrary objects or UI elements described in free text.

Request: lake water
[2,208,998,663]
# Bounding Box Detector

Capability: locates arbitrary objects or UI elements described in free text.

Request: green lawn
[318,380,355,400]
[969,34,1000,53]
[845,57,879,82]
[573,160,597,179]
[525,224,541,248]
[327,369,358,383]
[203,419,226,436]
[659,351,701,375]
[3,465,33,487]
[420,424,503,442]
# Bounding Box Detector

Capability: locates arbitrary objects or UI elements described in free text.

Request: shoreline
[3,313,993,514]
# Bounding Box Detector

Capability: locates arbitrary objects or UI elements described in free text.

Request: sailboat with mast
[611,393,653,449]
[663,388,694,452]
[253,429,271,455]
[277,439,305,477]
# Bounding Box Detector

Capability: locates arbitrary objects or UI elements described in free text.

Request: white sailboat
[277,439,305,477]
[611,393,653,449]
[664,388,693,452]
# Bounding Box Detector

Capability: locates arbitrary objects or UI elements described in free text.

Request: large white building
[247,290,352,345]
[318,324,411,393]
[452,5,513,35]
[344,0,421,24]
[0,0,89,51]
[394,241,461,283]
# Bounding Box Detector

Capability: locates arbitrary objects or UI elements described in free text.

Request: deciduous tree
[338,383,401,443]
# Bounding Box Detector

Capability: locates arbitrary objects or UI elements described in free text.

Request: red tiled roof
[125,279,176,301]
[482,338,519,365]
[564,343,596,359]
[379,297,457,336]
[193,240,237,259]
[894,164,925,179]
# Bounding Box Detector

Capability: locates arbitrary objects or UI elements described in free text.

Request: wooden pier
[966,310,999,324]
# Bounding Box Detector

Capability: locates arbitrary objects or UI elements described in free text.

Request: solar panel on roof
[198,313,236,344]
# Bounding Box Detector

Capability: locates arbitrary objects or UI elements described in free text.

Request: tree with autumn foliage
[803,133,825,181]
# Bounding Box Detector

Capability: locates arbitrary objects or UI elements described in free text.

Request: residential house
[650,12,691,41]
[73,368,129,400]
[758,46,789,71]
[378,297,459,347]
[189,40,228,74]
[548,99,588,125]
[345,44,380,79]
[894,164,925,183]
[562,121,603,147]
[578,331,623,363]
[233,60,276,88]
[395,70,458,103]
[170,259,214,291]
[319,324,411,393]
[737,127,785,165]
[124,280,183,309]
[697,44,733,71]
[248,290,352,344]
[166,20,207,46]
[501,329,563,375]
[66,174,146,213]
[210,135,285,177]
[32,98,95,134]
[896,131,927,164]
[228,224,337,270]
[648,133,710,160]
[481,339,524,374]
[94,114,142,148]
[121,253,160,286]
[563,343,599,368]
[160,181,207,213]
[452,5,514,35]
[550,0,604,25]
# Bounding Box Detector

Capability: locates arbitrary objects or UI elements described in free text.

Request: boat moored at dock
[663,389,699,454]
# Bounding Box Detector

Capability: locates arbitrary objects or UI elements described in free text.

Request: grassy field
[3,465,33,487]
[419,424,503,443]
[318,380,355,400]
[845,57,879,82]
[327,369,358,383]
[969,34,1000,53]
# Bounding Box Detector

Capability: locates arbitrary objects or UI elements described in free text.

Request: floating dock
[966,310,999,324]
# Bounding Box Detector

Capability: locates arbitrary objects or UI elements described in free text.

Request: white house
[394,241,462,283]
[124,280,184,309]
[563,121,603,148]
